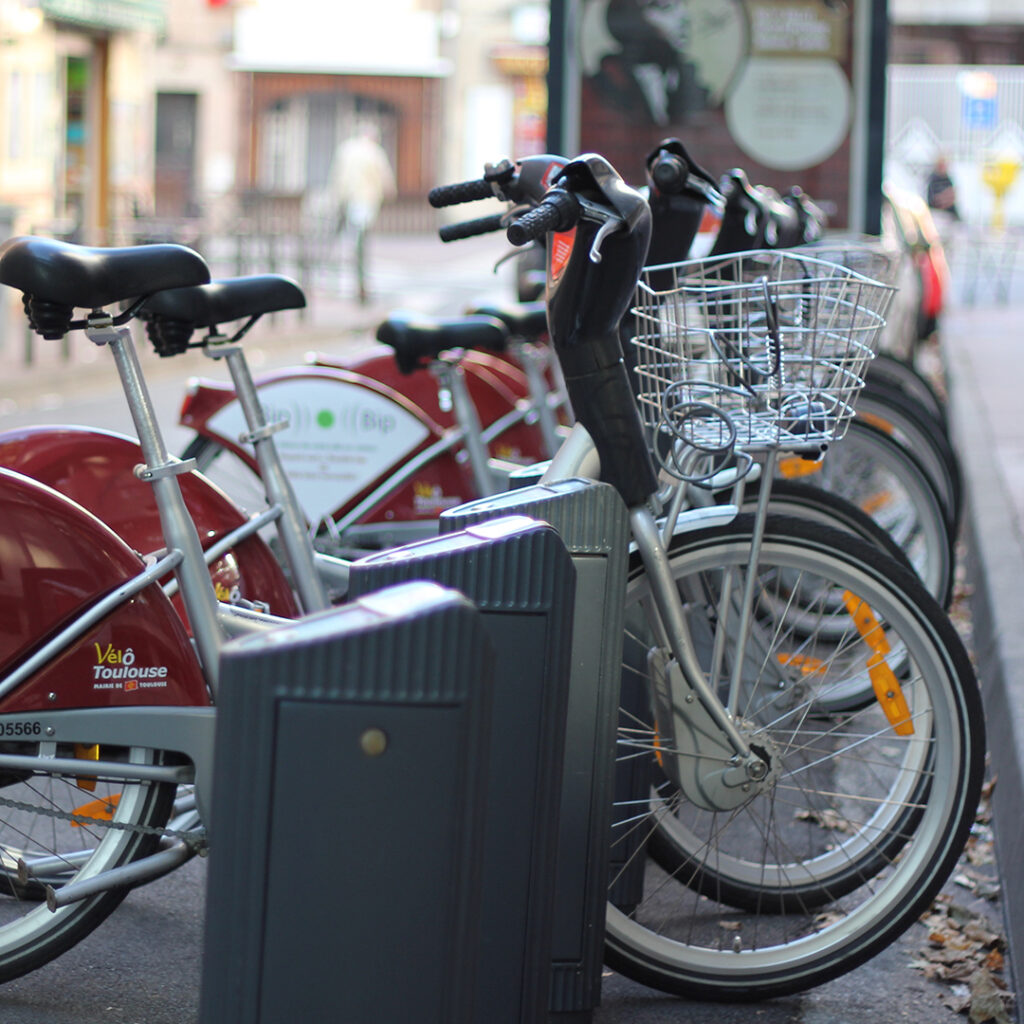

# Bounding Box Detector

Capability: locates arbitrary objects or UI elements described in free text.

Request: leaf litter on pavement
[910,776,1014,1023]
[904,534,1013,1022]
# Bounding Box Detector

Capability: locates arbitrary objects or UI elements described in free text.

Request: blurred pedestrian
[926,156,960,221]
[330,122,396,304]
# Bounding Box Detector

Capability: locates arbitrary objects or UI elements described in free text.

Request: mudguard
[321,346,547,463]
[0,425,300,622]
[0,468,210,712]
[179,364,487,527]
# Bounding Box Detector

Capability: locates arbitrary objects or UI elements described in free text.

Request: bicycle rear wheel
[607,515,984,1000]
[0,741,177,981]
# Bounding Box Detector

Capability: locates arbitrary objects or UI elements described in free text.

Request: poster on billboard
[553,0,878,229]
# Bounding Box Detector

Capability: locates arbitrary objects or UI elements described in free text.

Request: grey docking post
[349,514,577,1024]
[440,480,630,1023]
[198,581,493,1024]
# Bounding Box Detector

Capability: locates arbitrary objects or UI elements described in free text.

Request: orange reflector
[71,793,121,827]
[843,591,891,656]
[859,491,892,516]
[653,727,664,770]
[858,411,894,435]
[777,652,827,675]
[779,456,823,479]
[73,743,99,793]
[869,654,914,735]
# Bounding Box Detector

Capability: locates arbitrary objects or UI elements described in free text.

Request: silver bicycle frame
[542,422,761,768]
[91,318,286,690]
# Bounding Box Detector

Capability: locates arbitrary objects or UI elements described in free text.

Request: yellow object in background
[982,156,1021,230]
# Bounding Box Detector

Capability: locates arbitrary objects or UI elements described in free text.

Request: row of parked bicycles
[0,139,981,1003]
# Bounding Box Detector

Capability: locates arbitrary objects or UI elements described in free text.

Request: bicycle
[641,142,959,606]
[434,154,985,998]
[176,299,562,557]
[0,154,984,1002]
[165,148,913,590]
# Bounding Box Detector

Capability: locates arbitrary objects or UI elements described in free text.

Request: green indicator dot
[316,409,335,429]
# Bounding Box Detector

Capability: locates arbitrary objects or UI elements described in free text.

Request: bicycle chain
[0,791,205,847]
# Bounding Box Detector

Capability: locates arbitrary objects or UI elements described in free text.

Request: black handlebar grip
[428,179,495,208]
[650,152,688,194]
[438,213,506,243]
[506,191,579,246]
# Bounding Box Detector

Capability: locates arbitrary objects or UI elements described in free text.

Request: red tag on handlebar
[549,227,576,283]
[541,161,564,191]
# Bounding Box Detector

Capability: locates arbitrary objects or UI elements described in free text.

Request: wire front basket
[631,250,896,476]
[794,234,903,288]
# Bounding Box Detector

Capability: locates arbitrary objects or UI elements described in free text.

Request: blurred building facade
[0,0,547,243]
[0,0,164,241]
[887,0,1024,225]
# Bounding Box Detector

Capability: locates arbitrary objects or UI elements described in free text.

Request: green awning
[41,0,165,32]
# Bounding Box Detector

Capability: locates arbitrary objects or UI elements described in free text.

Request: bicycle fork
[629,504,774,812]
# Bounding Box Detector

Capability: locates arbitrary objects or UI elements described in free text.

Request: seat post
[210,341,331,613]
[432,357,497,497]
[89,317,227,691]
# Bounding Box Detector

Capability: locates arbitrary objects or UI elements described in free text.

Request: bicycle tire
[733,479,916,579]
[865,354,947,433]
[606,514,984,1000]
[856,381,962,532]
[802,418,956,608]
[0,742,176,982]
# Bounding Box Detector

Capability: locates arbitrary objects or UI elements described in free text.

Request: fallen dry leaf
[968,967,1013,1024]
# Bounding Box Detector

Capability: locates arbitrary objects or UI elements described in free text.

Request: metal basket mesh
[794,234,903,287]
[631,250,896,464]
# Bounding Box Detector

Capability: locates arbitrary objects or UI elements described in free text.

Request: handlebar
[506,190,580,246]
[438,213,506,243]
[429,154,570,246]
[649,151,689,194]
[428,178,499,208]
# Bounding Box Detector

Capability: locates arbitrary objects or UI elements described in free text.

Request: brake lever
[575,196,625,263]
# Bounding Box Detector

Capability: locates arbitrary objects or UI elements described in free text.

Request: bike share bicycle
[428,152,984,998]
[147,136,957,617]
[639,139,960,607]
[163,144,928,606]
[0,153,984,1002]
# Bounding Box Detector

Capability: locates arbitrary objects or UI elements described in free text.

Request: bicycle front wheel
[607,515,984,1000]
[0,742,177,982]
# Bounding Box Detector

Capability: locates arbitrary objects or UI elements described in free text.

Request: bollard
[349,515,576,1024]
[440,481,630,1023]
[199,581,493,1024]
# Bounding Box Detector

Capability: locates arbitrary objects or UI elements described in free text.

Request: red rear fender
[0,426,299,620]
[0,469,210,709]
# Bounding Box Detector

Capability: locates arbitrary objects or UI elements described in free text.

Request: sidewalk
[941,299,1024,994]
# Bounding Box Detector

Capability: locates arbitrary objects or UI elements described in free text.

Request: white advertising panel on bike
[207,378,430,523]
